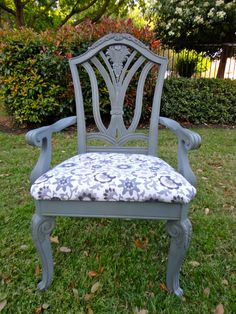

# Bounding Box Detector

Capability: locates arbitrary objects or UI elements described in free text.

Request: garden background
[0,1,236,313]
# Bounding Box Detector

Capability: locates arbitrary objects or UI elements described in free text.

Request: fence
[155,43,236,79]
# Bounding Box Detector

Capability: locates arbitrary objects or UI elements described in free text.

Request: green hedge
[0,22,235,126]
[161,78,236,125]
[0,19,155,125]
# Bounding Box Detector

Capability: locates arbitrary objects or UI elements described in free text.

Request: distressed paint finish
[26,33,202,296]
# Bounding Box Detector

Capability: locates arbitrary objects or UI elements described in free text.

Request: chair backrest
[69,33,168,156]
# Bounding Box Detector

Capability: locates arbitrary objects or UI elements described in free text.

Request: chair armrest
[26,116,77,184]
[159,117,201,187]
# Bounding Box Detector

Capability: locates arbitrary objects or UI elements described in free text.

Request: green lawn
[0,128,235,313]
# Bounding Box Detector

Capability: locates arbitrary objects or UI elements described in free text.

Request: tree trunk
[14,0,25,27]
[217,45,229,78]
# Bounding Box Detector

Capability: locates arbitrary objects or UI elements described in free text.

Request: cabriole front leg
[31,214,56,291]
[166,219,192,296]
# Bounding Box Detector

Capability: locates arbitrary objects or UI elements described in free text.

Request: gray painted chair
[26,33,201,296]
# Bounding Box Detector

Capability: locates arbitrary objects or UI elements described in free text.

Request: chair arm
[159,117,201,187]
[26,116,77,184]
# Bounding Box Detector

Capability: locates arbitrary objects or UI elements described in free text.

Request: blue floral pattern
[31,152,196,204]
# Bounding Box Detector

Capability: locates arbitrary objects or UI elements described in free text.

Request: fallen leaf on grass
[203,287,210,296]
[72,288,79,296]
[52,138,57,145]
[20,244,28,250]
[35,306,42,314]
[42,303,50,310]
[196,168,203,172]
[68,281,76,289]
[160,283,168,292]
[0,273,11,284]
[72,288,79,301]
[0,173,10,177]
[221,279,229,286]
[35,265,41,275]
[134,238,148,250]
[214,304,224,314]
[86,305,94,314]
[91,281,101,294]
[189,261,200,267]
[223,204,234,211]
[88,267,104,277]
[59,246,71,253]
[50,236,59,244]
[88,271,98,277]
[0,299,7,312]
[84,293,93,302]
[134,308,148,314]
[204,208,210,215]
[99,266,105,274]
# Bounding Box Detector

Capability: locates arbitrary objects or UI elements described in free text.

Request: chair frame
[26,33,201,296]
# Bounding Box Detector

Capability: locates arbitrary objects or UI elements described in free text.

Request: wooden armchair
[26,33,201,296]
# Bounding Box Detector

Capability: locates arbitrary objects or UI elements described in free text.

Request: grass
[0,128,236,313]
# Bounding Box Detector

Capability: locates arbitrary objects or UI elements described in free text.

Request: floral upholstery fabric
[31,152,196,204]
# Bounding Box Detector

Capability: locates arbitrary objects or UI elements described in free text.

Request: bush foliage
[0,20,235,126]
[0,18,154,125]
[161,78,236,125]
[175,49,211,78]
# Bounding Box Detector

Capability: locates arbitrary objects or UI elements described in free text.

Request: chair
[26,33,201,296]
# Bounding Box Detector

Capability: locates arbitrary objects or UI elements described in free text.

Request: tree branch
[72,0,111,26]
[91,0,111,23]
[0,3,16,16]
[59,0,98,27]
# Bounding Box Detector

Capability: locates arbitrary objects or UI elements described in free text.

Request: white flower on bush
[208,8,215,18]
[168,30,175,36]
[166,23,171,30]
[216,11,226,19]
[216,0,224,6]
[194,15,204,24]
[155,0,236,40]
[176,7,183,14]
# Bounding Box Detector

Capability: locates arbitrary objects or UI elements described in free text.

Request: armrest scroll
[159,117,201,187]
[26,116,77,184]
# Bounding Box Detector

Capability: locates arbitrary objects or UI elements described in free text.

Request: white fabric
[31,152,196,204]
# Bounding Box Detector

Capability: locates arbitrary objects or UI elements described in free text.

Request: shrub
[0,18,155,125]
[161,78,236,124]
[1,23,235,127]
[175,49,210,78]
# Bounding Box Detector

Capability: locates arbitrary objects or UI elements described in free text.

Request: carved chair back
[69,34,168,156]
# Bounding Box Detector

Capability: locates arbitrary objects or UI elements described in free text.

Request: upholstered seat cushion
[31,152,196,204]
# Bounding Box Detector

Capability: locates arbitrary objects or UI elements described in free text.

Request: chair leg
[31,214,56,291]
[166,219,192,296]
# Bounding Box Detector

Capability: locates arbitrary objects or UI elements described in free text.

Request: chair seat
[31,152,196,204]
